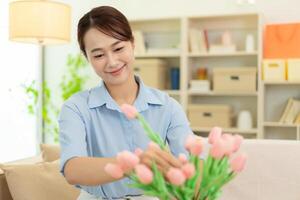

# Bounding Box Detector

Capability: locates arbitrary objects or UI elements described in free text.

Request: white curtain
[0,0,39,163]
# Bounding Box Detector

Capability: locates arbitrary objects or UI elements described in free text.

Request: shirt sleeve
[166,97,193,156]
[58,101,88,176]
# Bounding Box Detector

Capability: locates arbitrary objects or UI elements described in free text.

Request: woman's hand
[139,142,182,174]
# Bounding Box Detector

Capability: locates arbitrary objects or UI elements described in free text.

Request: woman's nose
[107,52,118,67]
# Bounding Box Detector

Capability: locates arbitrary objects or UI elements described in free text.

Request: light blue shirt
[59,77,192,199]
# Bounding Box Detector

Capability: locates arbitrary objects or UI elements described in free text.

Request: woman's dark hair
[77,6,134,57]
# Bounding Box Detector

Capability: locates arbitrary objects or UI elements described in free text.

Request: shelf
[164,90,180,96]
[188,90,257,96]
[188,51,257,58]
[192,127,258,135]
[264,122,298,128]
[263,81,300,85]
[135,50,180,58]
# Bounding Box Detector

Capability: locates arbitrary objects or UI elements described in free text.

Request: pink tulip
[104,163,124,179]
[185,135,203,156]
[210,138,227,159]
[134,148,144,157]
[121,104,138,119]
[232,135,244,153]
[134,164,153,184]
[185,134,194,150]
[178,153,188,164]
[166,167,186,186]
[208,127,222,144]
[230,153,247,173]
[117,151,140,172]
[181,163,195,179]
[221,133,235,156]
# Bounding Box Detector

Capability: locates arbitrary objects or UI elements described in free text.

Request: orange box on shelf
[213,67,257,92]
[264,23,300,59]
[287,59,300,82]
[188,104,232,128]
[262,59,286,81]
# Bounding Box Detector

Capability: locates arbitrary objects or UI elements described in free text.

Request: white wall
[45,0,300,107]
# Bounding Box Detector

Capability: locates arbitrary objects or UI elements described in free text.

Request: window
[0,1,40,162]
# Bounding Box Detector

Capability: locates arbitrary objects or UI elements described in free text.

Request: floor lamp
[9,0,71,145]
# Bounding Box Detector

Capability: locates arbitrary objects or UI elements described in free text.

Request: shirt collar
[88,76,163,111]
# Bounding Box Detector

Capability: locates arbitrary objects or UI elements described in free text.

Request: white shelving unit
[129,13,300,140]
[262,81,300,140]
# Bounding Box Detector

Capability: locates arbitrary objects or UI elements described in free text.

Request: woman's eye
[114,47,124,52]
[94,54,104,58]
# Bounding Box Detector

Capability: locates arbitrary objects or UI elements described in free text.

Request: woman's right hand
[139,143,182,174]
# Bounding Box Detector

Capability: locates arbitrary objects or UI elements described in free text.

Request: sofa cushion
[0,160,79,200]
[40,144,61,162]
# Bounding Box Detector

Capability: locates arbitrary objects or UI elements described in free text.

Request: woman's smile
[107,64,126,76]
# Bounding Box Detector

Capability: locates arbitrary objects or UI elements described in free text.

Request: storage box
[287,59,300,82]
[133,59,167,89]
[188,104,232,128]
[189,80,210,92]
[262,59,286,81]
[213,67,257,92]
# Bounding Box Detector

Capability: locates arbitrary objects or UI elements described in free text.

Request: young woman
[59,6,192,200]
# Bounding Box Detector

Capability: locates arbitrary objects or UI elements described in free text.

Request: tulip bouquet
[104,104,247,200]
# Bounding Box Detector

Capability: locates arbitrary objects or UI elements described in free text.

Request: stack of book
[189,28,208,53]
[279,98,300,124]
[133,30,146,54]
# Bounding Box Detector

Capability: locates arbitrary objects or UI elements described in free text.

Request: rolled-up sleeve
[166,98,193,156]
[59,102,88,176]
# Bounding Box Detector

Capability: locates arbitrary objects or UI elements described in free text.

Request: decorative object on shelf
[170,68,180,90]
[245,34,255,52]
[189,28,208,53]
[197,68,208,80]
[213,67,257,92]
[188,104,232,128]
[287,59,300,82]
[262,59,286,81]
[209,30,236,54]
[133,59,167,90]
[279,98,300,124]
[221,30,233,46]
[237,110,253,130]
[264,23,300,59]
[189,80,210,93]
[104,104,246,200]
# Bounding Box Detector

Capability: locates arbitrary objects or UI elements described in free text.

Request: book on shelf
[133,30,146,54]
[294,112,300,124]
[279,98,300,124]
[189,28,208,53]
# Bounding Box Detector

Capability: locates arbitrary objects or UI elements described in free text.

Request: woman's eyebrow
[90,41,122,53]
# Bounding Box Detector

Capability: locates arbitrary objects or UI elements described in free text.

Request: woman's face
[84,28,135,86]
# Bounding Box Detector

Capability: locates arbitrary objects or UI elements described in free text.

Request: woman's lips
[107,65,125,76]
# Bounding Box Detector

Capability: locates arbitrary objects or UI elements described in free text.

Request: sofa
[1,140,300,200]
[0,144,79,200]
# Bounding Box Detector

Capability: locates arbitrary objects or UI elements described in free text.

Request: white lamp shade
[9,0,71,45]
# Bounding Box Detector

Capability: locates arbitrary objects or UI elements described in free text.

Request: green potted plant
[24,53,88,143]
